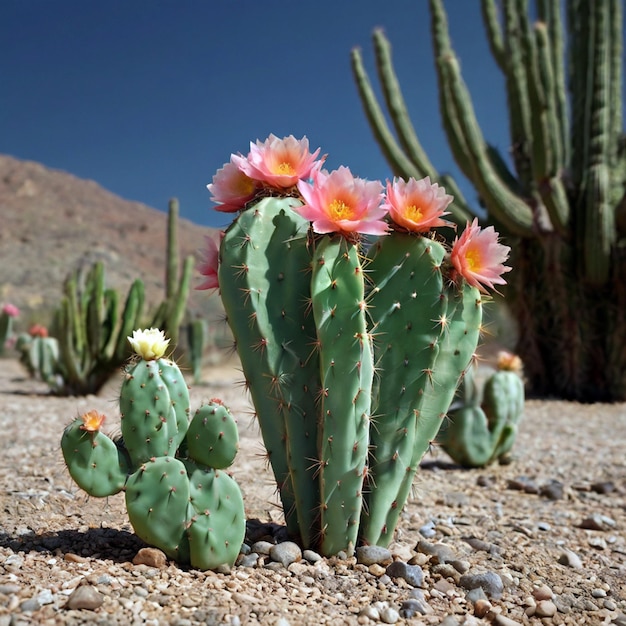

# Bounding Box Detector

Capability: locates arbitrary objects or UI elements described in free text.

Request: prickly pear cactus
[437,352,525,467]
[202,134,511,554]
[61,328,246,570]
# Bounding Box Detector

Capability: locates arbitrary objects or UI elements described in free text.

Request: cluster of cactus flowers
[199,134,511,556]
[436,351,526,468]
[61,328,246,570]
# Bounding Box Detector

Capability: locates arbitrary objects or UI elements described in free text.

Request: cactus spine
[351,0,626,401]
[61,329,245,570]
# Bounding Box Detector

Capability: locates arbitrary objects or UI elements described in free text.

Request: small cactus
[437,351,525,467]
[61,328,246,570]
[0,304,19,355]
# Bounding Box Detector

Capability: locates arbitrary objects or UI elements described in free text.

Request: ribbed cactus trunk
[351,0,626,401]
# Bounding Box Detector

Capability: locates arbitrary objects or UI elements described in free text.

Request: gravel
[1,357,625,625]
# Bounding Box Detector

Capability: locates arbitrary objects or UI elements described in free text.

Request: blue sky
[1,1,510,229]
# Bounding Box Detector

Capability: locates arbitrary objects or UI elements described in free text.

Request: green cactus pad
[61,418,130,498]
[184,459,246,569]
[218,196,320,546]
[119,358,189,465]
[125,456,192,564]
[311,235,372,556]
[184,401,239,469]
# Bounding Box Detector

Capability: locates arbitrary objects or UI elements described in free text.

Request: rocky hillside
[0,154,222,329]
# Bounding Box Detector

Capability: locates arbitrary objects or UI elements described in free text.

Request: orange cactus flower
[450,218,511,292]
[384,176,452,232]
[80,410,106,432]
[196,234,220,291]
[497,351,523,373]
[208,158,259,212]
[233,134,323,189]
[296,166,388,236]
[28,324,48,338]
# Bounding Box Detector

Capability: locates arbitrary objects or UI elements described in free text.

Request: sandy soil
[0,356,625,626]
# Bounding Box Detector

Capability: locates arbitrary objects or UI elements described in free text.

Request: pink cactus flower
[2,303,19,317]
[28,324,48,338]
[232,134,323,189]
[450,218,511,292]
[196,234,220,291]
[208,158,259,212]
[384,176,452,232]
[296,166,388,236]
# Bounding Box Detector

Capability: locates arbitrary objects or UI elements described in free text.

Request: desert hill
[0,154,221,330]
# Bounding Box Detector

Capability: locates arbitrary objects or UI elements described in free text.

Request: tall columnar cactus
[437,352,525,467]
[61,328,245,570]
[201,135,509,554]
[351,0,626,401]
[0,304,19,354]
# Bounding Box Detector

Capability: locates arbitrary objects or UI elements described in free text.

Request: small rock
[507,476,539,494]
[379,606,400,623]
[539,479,564,500]
[611,612,626,625]
[251,540,274,555]
[36,589,54,605]
[463,536,499,554]
[419,522,436,538]
[588,536,607,550]
[19,598,41,613]
[473,598,492,618]
[359,605,379,620]
[590,480,615,494]
[580,514,616,530]
[532,584,553,601]
[451,559,470,574]
[368,564,386,577]
[269,541,302,567]
[459,572,504,600]
[386,561,424,587]
[237,553,259,568]
[558,549,583,569]
[399,595,431,618]
[356,545,393,566]
[65,585,104,611]
[133,547,167,568]
[302,549,322,563]
[592,588,607,598]
[415,539,456,564]
[493,615,523,626]
[535,600,557,617]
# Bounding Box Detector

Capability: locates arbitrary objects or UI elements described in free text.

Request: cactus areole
[61,328,246,570]
[200,134,510,554]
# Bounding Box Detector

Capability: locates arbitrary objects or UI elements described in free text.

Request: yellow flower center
[273,161,296,176]
[329,198,354,221]
[404,204,423,222]
[465,247,481,271]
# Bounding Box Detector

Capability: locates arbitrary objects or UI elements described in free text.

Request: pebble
[534,600,557,617]
[459,572,504,600]
[356,545,392,566]
[580,514,616,530]
[19,598,41,612]
[473,598,492,618]
[539,479,564,500]
[237,553,259,568]
[588,536,607,550]
[416,539,456,564]
[65,585,104,610]
[386,561,424,587]
[558,549,583,568]
[269,541,302,567]
[252,540,274,555]
[507,476,539,494]
[302,549,322,563]
[133,547,167,568]
[379,606,400,623]
[612,614,626,626]
[399,595,432,618]
[532,584,553,601]
[493,615,523,626]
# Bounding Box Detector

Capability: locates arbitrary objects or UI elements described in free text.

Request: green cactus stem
[311,235,373,556]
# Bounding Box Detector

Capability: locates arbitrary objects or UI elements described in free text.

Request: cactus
[29,198,192,396]
[351,0,626,401]
[186,318,208,384]
[61,328,246,570]
[0,304,19,354]
[16,330,61,389]
[437,352,525,467]
[203,135,509,554]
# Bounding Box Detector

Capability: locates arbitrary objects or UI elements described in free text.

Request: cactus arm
[350,46,423,181]
[166,254,194,346]
[372,29,439,180]
[480,0,506,70]
[439,53,535,236]
[166,198,179,301]
[573,1,615,285]
[113,279,145,363]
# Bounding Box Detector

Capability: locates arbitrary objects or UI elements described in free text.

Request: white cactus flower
[128,328,170,360]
